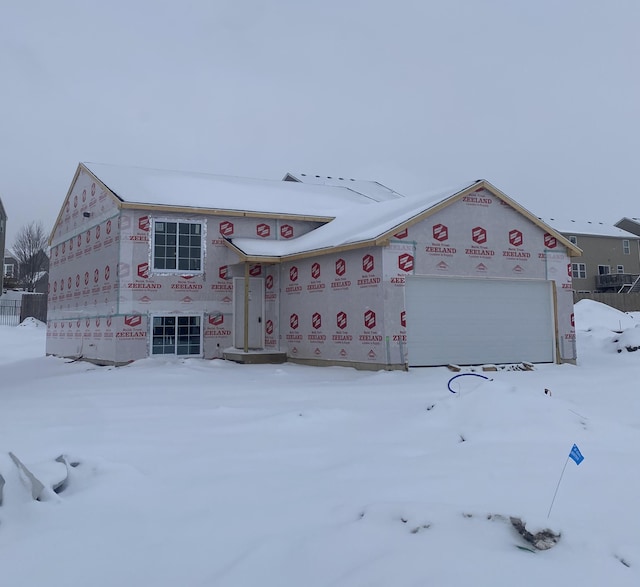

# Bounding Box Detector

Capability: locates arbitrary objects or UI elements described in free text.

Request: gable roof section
[615,217,640,237]
[84,163,377,219]
[228,180,581,262]
[0,195,7,219]
[283,172,404,202]
[542,217,639,239]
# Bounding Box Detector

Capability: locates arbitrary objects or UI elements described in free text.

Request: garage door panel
[405,277,554,366]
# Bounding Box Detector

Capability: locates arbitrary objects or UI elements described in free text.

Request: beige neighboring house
[542,218,640,293]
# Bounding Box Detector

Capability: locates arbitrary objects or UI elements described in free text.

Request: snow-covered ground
[1,301,639,586]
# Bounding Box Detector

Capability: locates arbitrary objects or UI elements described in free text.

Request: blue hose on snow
[447,373,490,394]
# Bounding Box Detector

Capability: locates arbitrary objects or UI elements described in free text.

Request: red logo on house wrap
[433,224,448,241]
[84,271,89,285]
[67,276,72,289]
[567,263,572,278]
[544,233,557,249]
[398,253,414,272]
[95,225,101,240]
[106,220,112,234]
[335,258,346,276]
[95,318,100,327]
[82,189,87,202]
[571,313,575,328]
[337,311,347,330]
[62,241,66,254]
[107,317,112,327]
[219,265,228,280]
[265,319,274,335]
[401,311,406,328]
[364,309,376,329]
[93,269,99,283]
[70,238,74,251]
[76,274,80,288]
[138,216,150,232]
[209,314,224,326]
[290,266,298,282]
[220,221,234,236]
[125,315,142,327]
[266,275,274,289]
[312,312,322,330]
[509,229,523,247]
[362,254,374,273]
[77,234,82,247]
[290,314,299,330]
[85,319,90,328]
[74,195,78,208]
[256,223,270,238]
[311,262,321,279]
[472,226,487,244]
[105,265,110,280]
[91,182,96,196]
[394,228,408,239]
[249,264,262,276]
[280,224,294,239]
[138,263,149,279]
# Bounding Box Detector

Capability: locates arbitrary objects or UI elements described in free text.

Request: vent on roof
[315,175,320,178]
[301,173,306,177]
[338,177,344,180]
[350,178,355,181]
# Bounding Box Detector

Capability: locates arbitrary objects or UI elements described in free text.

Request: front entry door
[233,277,264,349]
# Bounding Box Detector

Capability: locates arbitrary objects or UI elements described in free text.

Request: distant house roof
[615,217,640,237]
[0,195,7,219]
[282,172,404,202]
[541,217,639,239]
[83,163,381,219]
[229,180,581,261]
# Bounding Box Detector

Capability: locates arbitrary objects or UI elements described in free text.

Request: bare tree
[12,221,49,291]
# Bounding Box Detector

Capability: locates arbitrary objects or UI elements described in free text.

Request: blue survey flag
[569,443,584,465]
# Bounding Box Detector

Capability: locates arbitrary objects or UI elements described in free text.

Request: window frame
[623,239,630,255]
[617,265,625,274]
[598,265,611,276]
[568,235,578,245]
[151,218,204,274]
[571,263,586,279]
[151,314,203,357]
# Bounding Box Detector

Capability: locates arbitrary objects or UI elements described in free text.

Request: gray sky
[1,0,638,247]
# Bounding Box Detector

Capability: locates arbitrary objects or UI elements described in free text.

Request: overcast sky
[1,0,638,247]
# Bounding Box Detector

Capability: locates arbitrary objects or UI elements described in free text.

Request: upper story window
[4,263,14,277]
[152,220,203,272]
[623,239,630,255]
[568,235,578,245]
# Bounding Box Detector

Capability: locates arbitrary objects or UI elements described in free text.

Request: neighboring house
[542,218,640,293]
[0,196,7,294]
[3,249,49,292]
[46,162,580,368]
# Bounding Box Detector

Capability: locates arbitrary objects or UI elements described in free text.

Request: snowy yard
[1,300,640,586]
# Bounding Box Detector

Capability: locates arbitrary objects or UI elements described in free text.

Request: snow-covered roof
[541,217,639,239]
[231,182,479,258]
[283,172,404,202]
[83,163,379,218]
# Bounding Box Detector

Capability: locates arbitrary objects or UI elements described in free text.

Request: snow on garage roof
[282,172,404,202]
[541,217,639,239]
[83,163,379,218]
[230,181,480,259]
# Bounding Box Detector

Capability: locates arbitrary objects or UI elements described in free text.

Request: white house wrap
[46,164,580,368]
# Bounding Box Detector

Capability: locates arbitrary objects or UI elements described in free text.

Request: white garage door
[404,276,555,367]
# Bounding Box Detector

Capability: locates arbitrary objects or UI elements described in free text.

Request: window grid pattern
[623,240,630,255]
[152,316,201,356]
[617,265,625,274]
[572,263,586,279]
[153,221,202,272]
